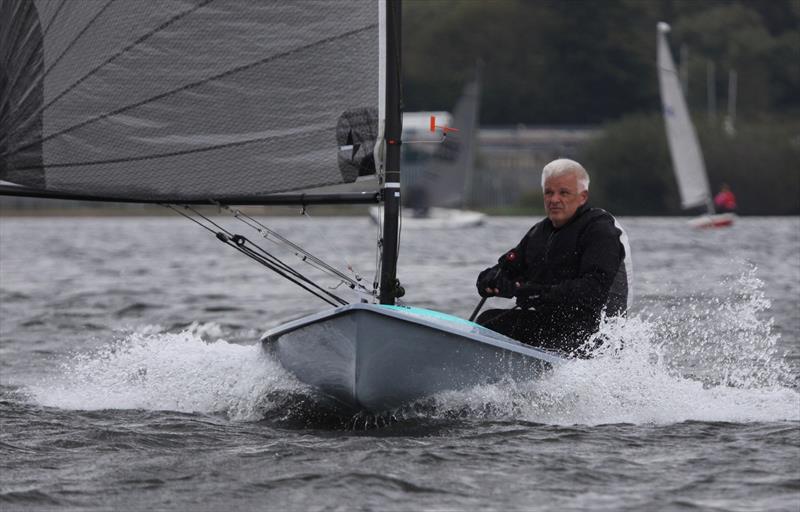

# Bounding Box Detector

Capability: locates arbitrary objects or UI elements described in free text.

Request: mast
[379,0,402,305]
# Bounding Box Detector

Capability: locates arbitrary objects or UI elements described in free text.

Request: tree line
[403,0,799,214]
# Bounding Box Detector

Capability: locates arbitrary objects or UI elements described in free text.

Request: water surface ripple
[1,216,798,511]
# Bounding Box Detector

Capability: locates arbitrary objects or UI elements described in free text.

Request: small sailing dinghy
[263,304,562,413]
[657,22,735,229]
[0,0,566,414]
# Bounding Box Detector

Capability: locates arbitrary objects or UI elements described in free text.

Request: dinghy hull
[262,304,563,413]
[688,213,736,229]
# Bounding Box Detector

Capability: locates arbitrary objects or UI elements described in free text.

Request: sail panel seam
[41,0,68,38]
[12,127,331,169]
[41,0,116,80]
[40,0,216,114]
[4,23,378,159]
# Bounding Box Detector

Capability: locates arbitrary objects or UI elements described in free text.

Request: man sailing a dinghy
[475,159,629,356]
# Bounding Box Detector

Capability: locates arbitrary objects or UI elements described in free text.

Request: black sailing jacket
[480,204,628,340]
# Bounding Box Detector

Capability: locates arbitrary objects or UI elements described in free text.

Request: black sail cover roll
[0,0,383,201]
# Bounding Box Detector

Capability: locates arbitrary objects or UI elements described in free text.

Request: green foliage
[699,120,800,215]
[404,0,799,215]
[404,0,800,123]
[404,0,657,123]
[674,3,797,115]
[581,114,800,215]
[580,114,678,215]
[517,188,545,215]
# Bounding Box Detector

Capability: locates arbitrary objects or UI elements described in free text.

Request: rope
[164,204,348,307]
[219,205,375,299]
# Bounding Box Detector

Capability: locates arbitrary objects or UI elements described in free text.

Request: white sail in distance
[657,22,712,211]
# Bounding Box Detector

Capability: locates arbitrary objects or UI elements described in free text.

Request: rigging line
[230,208,362,288]
[7,126,331,168]
[253,228,357,288]
[397,196,403,266]
[233,234,314,284]
[228,235,349,306]
[223,221,354,303]
[163,204,218,236]
[232,232,346,300]
[230,208,353,283]
[5,23,378,157]
[231,242,346,306]
[40,0,216,114]
[188,203,349,301]
[183,205,233,236]
[298,208,368,290]
[168,203,291,277]
[42,0,116,80]
[373,202,383,295]
[164,204,345,306]
[225,241,344,307]
[251,257,347,306]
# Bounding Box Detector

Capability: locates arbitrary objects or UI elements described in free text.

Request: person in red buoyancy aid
[714,183,737,213]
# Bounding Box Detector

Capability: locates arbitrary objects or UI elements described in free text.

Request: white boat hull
[261,304,564,413]
[687,213,736,229]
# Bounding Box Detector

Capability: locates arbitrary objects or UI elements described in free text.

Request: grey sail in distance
[405,75,481,211]
[0,0,383,202]
[656,22,711,211]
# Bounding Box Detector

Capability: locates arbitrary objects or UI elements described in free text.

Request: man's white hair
[541,158,590,192]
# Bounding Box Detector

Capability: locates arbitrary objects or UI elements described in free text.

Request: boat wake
[25,269,798,427]
[26,326,308,422]
[415,268,798,426]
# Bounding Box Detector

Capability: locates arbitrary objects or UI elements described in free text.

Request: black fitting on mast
[379,0,402,305]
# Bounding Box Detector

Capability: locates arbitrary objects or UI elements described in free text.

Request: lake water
[1,215,798,511]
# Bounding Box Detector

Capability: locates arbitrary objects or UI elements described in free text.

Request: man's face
[543,172,588,228]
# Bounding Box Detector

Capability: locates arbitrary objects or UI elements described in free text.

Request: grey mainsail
[0,0,383,202]
[1,0,569,414]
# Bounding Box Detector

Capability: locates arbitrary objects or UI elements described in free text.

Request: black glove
[476,266,518,298]
[494,274,518,298]
[477,266,501,297]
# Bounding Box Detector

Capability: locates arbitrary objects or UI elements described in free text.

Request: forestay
[0,0,384,202]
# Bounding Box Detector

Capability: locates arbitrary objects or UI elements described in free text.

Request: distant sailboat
[369,75,486,229]
[657,22,735,229]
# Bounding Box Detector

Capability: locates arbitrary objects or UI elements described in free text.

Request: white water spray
[425,268,799,425]
[28,326,305,421]
[27,269,798,426]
